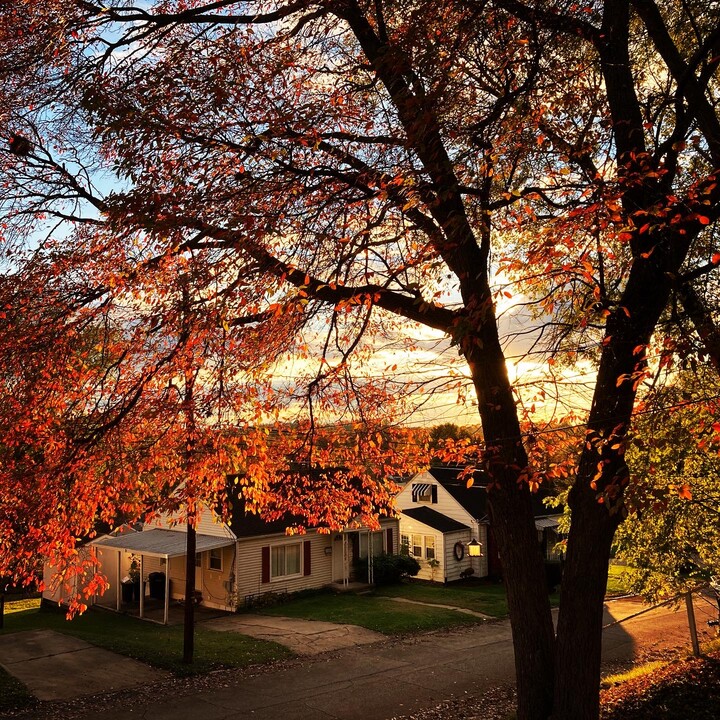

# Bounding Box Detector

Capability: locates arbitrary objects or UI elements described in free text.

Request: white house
[396,467,562,583]
[72,494,398,623]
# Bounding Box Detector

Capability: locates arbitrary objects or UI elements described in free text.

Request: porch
[91,528,235,624]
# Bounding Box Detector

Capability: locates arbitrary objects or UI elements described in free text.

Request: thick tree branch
[631,0,720,165]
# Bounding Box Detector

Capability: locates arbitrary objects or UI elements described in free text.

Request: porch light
[324,546,333,556]
[467,538,482,557]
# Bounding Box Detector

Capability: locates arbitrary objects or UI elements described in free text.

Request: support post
[139,554,145,619]
[183,524,197,664]
[116,550,121,611]
[164,559,170,625]
[686,592,700,657]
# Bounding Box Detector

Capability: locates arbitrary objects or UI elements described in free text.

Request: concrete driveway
[201,614,384,655]
[0,629,168,701]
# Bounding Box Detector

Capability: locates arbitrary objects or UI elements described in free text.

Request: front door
[332,533,359,582]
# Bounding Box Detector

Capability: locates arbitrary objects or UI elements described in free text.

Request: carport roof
[92,528,234,558]
[534,516,561,530]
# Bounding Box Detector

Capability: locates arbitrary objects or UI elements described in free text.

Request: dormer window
[412,483,437,503]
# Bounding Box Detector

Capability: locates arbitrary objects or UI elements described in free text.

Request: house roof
[401,507,470,533]
[426,466,490,518]
[535,516,561,529]
[225,465,384,537]
[92,528,234,558]
[227,503,306,538]
[425,466,557,519]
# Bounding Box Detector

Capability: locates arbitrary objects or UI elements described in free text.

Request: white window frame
[271,542,303,580]
[209,547,223,572]
[425,536,436,561]
[416,486,433,503]
[408,534,437,561]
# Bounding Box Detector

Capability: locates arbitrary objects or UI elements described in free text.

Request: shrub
[356,553,421,585]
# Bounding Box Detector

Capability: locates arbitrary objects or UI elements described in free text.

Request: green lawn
[260,589,487,634]
[607,563,633,596]
[1,599,292,677]
[262,565,624,632]
[378,578,509,616]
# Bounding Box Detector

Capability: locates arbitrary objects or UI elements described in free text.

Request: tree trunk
[552,465,618,719]
[466,343,556,720]
[488,483,556,720]
[182,523,196,664]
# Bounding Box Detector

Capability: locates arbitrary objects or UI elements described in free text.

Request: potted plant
[128,555,141,602]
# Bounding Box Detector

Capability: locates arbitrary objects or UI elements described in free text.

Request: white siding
[471,522,489,578]
[382,518,399,554]
[395,470,476,526]
[165,545,236,610]
[43,544,118,607]
[151,503,235,539]
[398,514,444,582]
[235,532,334,605]
[398,514,489,582]
[442,529,474,583]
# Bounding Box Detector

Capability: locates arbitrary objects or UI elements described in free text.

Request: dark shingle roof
[427,466,490,518]
[425,466,557,519]
[401,506,470,533]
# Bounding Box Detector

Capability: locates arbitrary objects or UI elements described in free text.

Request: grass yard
[261,565,627,632]
[1,598,292,677]
[378,578,509,617]
[607,563,633,597]
[260,590,487,634]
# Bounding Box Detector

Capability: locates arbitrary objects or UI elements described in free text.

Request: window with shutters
[271,543,302,578]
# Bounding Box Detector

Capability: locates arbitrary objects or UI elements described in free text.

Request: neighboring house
[80,493,397,623]
[396,467,562,583]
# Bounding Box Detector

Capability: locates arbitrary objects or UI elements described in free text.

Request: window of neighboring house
[408,534,437,560]
[271,543,302,578]
[209,548,223,572]
[372,531,384,556]
[425,536,435,561]
[411,483,436,503]
[417,486,432,502]
[400,534,410,556]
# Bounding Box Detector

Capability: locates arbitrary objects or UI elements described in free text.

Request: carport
[92,529,235,624]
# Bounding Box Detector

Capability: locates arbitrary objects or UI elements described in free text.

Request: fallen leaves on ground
[601,650,720,719]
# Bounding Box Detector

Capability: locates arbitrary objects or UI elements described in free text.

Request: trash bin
[121,579,134,603]
[148,572,166,601]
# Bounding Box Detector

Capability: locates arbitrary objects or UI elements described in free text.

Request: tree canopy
[1,1,719,718]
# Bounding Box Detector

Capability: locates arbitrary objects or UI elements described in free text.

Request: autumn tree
[1,1,720,719]
[614,371,720,601]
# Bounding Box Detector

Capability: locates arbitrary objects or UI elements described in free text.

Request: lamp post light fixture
[467,538,482,557]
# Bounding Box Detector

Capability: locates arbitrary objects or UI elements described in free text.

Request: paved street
[4,595,716,720]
